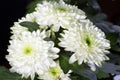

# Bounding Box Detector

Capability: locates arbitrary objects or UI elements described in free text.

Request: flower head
[19,12,37,22]
[6,30,60,80]
[10,12,38,39]
[35,0,86,31]
[38,61,71,80]
[10,22,28,39]
[59,20,110,68]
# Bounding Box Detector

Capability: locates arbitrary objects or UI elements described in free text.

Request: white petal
[87,61,96,71]
[69,54,77,64]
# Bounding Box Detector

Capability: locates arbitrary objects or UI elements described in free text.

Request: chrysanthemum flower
[19,12,37,22]
[35,0,86,31]
[10,22,28,39]
[38,61,71,80]
[6,30,60,80]
[10,12,38,39]
[59,20,110,70]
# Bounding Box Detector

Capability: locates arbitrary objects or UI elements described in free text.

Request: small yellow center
[49,67,61,77]
[23,46,33,55]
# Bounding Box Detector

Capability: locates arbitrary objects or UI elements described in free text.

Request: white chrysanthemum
[38,61,71,80]
[11,12,38,39]
[35,0,86,31]
[59,20,110,68]
[10,22,28,39]
[19,12,37,22]
[6,30,60,80]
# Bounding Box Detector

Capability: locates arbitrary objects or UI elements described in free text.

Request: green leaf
[27,0,40,13]
[79,69,97,80]
[70,74,89,80]
[106,32,119,45]
[19,21,40,32]
[59,54,97,80]
[0,66,21,80]
[0,66,40,80]
[106,32,120,52]
[111,44,120,52]
[96,71,110,79]
[59,53,71,73]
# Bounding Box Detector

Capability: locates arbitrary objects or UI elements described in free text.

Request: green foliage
[27,0,40,13]
[59,54,97,80]
[19,21,40,32]
[96,71,110,79]
[0,66,39,80]
[0,66,21,80]
[106,32,120,52]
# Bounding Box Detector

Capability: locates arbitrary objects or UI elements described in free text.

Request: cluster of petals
[6,30,60,80]
[35,0,86,31]
[6,0,111,80]
[59,20,110,70]
[38,61,71,80]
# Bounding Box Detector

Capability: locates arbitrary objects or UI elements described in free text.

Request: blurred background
[0,0,120,79]
[0,0,32,67]
[98,0,120,25]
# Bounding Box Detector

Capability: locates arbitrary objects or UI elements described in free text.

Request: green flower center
[57,7,67,12]
[23,46,33,55]
[49,67,61,77]
[85,36,92,47]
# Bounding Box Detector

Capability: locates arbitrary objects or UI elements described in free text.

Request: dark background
[0,0,32,67]
[0,0,120,67]
[98,0,120,25]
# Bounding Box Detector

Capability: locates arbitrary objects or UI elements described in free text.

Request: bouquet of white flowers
[1,0,120,80]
